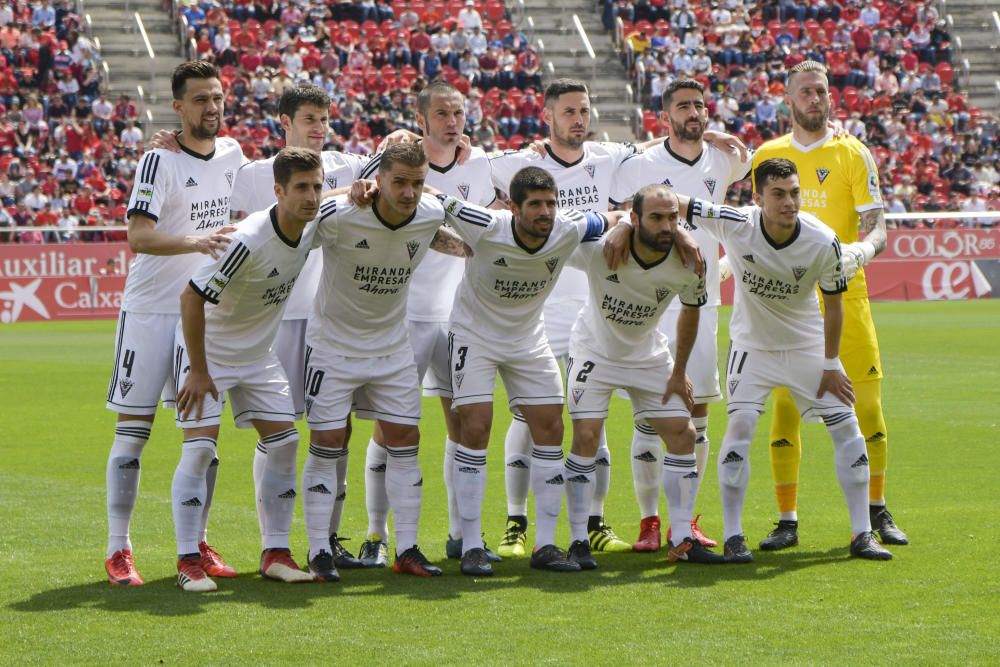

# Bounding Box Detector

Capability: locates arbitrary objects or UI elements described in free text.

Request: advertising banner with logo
[0,244,132,323]
[719,229,998,305]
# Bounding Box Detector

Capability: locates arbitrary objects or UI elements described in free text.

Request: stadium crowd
[615,0,1000,225]
[0,0,998,244]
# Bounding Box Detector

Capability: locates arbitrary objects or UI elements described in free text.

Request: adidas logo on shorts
[721,452,744,465]
[545,474,564,485]
[633,451,657,463]
[355,239,370,249]
[278,489,297,499]
[181,496,202,507]
[308,484,332,494]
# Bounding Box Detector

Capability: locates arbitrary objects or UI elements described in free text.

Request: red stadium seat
[642,110,658,135]
[508,134,525,148]
[804,19,821,42]
[936,62,954,85]
[767,19,782,37]
[785,19,801,39]
[484,0,506,23]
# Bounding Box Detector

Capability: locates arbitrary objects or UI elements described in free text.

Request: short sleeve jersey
[361,145,496,323]
[187,206,316,366]
[440,194,607,345]
[307,193,446,357]
[570,235,706,366]
[685,199,847,352]
[753,131,882,300]
[123,137,245,314]
[230,150,370,319]
[489,141,636,303]
[611,140,752,307]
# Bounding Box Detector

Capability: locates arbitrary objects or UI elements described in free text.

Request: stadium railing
[134,12,157,90]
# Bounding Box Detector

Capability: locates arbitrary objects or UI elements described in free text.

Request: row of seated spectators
[0,0,147,242]
[616,0,999,226]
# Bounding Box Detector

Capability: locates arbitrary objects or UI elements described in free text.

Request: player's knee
[310,428,346,449]
[531,417,563,447]
[180,437,217,474]
[661,419,696,455]
[570,422,601,457]
[726,410,759,444]
[261,426,299,451]
[381,422,419,446]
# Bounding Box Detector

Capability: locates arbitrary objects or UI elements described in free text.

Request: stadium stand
[1,0,997,243]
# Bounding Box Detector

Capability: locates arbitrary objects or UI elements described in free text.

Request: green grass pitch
[1,300,998,664]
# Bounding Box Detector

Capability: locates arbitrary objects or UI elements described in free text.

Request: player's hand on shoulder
[828,119,847,139]
[663,371,694,412]
[177,370,218,422]
[674,228,705,277]
[379,129,420,151]
[146,129,181,153]
[456,134,473,165]
[703,129,748,161]
[188,232,232,259]
[349,179,378,207]
[602,220,632,270]
[527,138,548,156]
[817,368,854,406]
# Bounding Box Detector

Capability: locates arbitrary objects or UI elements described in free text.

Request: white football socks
[328,448,349,537]
[630,423,662,520]
[364,438,390,541]
[443,438,461,538]
[564,452,597,543]
[828,416,873,536]
[454,444,487,553]
[503,415,532,518]
[106,420,151,556]
[530,445,565,549]
[590,429,611,519]
[663,451,697,543]
[258,428,299,550]
[718,410,757,541]
[385,445,422,554]
[302,444,341,558]
[171,437,216,556]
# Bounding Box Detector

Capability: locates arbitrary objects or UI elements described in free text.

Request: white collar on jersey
[790,128,835,153]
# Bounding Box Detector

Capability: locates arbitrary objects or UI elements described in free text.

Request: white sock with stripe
[692,416,710,506]
[302,444,342,558]
[827,415,872,536]
[590,429,611,519]
[386,445,422,554]
[106,420,151,556]
[328,448,349,537]
[663,452,697,543]
[364,438,390,541]
[199,456,219,545]
[531,445,565,549]
[454,445,487,553]
[630,423,662,520]
[564,453,596,543]
[504,414,532,517]
[443,438,461,539]
[259,428,299,550]
[171,437,216,557]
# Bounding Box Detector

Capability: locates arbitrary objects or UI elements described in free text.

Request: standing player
[489,78,746,556]
[611,78,751,552]
[679,158,892,562]
[230,85,368,571]
[358,82,501,563]
[103,61,243,586]
[172,147,323,591]
[564,183,725,567]
[751,61,908,550]
[302,143,465,577]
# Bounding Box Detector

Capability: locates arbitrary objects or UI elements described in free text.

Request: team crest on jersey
[545,257,559,275]
[655,287,670,303]
[305,397,314,414]
[704,178,717,195]
[457,183,470,199]
[584,165,596,179]
[325,175,338,189]
[118,377,134,398]
[728,379,739,395]
[792,265,807,282]
[454,372,464,389]
[224,170,234,187]
[816,168,830,184]
[572,388,585,403]
[406,240,420,260]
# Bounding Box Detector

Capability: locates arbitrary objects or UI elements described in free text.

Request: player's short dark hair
[632,183,675,219]
[273,147,323,187]
[753,158,799,192]
[662,78,704,109]
[278,85,331,119]
[544,78,589,108]
[378,142,428,174]
[417,81,462,117]
[787,60,828,90]
[171,60,219,100]
[509,166,557,206]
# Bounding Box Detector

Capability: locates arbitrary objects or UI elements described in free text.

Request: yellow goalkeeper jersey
[752,131,883,301]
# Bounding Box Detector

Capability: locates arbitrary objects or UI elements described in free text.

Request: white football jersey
[123,138,245,314]
[440,194,607,345]
[569,235,706,366]
[686,199,847,352]
[489,141,636,304]
[307,193,446,357]
[361,145,496,323]
[187,206,316,365]
[611,141,752,307]
[230,150,371,320]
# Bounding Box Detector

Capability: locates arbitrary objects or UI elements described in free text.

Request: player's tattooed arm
[127,214,232,258]
[431,225,473,257]
[859,207,887,256]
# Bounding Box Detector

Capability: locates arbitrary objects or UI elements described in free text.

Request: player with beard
[358,82,502,564]
[103,61,244,586]
[611,79,752,552]
[750,61,908,551]
[489,78,746,558]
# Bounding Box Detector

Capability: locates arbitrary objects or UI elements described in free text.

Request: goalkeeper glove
[840,240,876,281]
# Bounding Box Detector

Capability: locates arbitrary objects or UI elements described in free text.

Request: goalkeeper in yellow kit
[743,61,908,548]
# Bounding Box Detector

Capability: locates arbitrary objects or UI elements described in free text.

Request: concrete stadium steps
[523,2,635,140]
[85,0,181,130]
[937,1,1000,108]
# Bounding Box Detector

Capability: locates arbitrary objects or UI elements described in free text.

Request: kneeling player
[565,184,725,567]
[678,158,892,562]
[171,148,324,591]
